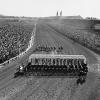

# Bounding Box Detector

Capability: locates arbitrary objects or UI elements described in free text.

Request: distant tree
[56,11,58,16]
[60,10,62,16]
[86,17,97,20]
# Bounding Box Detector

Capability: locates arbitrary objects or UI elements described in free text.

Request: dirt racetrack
[0,18,100,100]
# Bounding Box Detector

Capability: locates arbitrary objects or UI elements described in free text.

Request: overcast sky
[0,0,99,18]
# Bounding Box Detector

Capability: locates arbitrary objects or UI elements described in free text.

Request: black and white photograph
[0,0,100,100]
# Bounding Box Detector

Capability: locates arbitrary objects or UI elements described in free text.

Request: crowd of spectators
[0,19,34,64]
[64,30,100,53]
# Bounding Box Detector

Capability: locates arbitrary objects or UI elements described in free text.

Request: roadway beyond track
[0,20,100,100]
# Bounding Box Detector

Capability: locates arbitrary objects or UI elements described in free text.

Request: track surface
[0,20,100,100]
